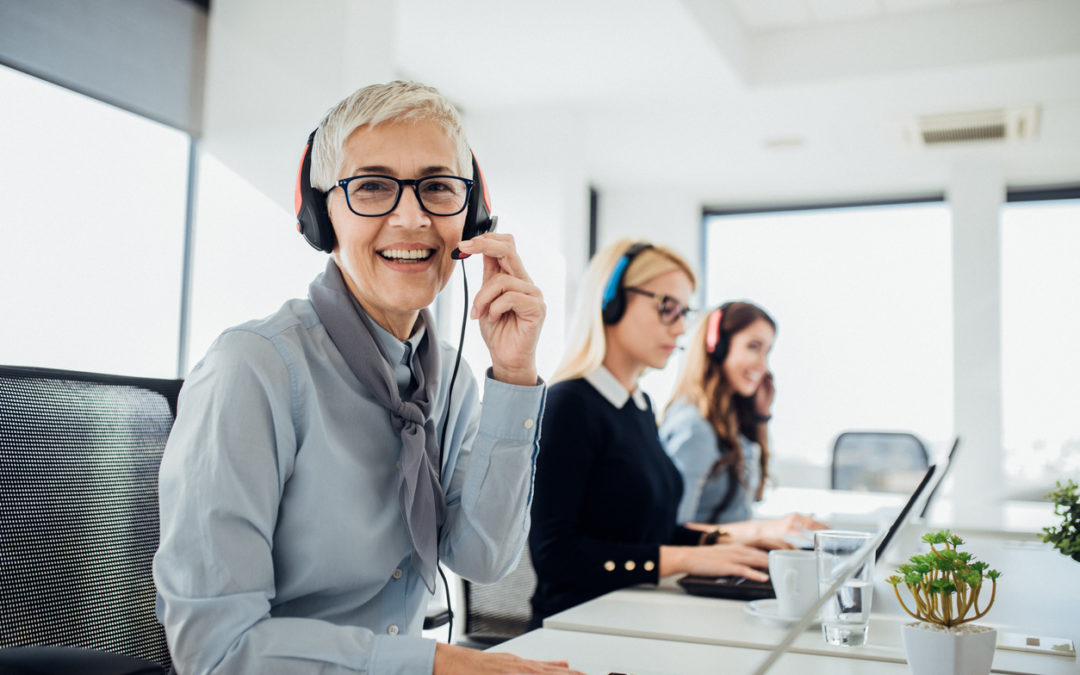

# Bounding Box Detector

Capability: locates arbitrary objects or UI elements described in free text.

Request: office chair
[457,546,536,648]
[0,365,182,675]
[830,430,930,493]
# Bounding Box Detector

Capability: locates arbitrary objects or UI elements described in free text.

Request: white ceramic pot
[901,622,996,675]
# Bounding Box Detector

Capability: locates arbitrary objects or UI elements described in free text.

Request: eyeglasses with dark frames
[333,174,474,217]
[625,287,695,325]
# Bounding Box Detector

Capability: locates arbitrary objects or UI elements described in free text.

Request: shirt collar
[584,365,648,411]
[368,313,427,369]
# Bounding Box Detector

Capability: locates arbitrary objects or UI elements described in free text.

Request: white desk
[490,628,913,675]
[755,486,1057,538]
[542,534,1079,675]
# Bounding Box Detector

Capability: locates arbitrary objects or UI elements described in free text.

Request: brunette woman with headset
[660,302,825,532]
[528,239,793,627]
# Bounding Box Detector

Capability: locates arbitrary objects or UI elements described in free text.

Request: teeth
[379,248,433,261]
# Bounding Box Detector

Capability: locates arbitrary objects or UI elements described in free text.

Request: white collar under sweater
[584,365,649,411]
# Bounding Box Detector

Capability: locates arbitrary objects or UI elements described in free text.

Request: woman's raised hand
[457,234,545,387]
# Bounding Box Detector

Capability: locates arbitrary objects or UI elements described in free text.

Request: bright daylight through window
[703,203,954,487]
[0,64,188,378]
[1001,198,1080,494]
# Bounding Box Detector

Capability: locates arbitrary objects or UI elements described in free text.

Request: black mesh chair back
[460,546,536,647]
[831,430,930,493]
[0,365,182,673]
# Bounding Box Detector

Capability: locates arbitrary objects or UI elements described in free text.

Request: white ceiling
[391,0,1080,205]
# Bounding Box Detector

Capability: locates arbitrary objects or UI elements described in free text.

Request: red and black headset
[705,302,734,364]
[294,128,497,254]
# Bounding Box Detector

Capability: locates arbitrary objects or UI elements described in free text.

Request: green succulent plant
[886,530,1000,628]
[1040,479,1080,561]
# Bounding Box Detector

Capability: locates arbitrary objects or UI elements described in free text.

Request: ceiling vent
[905,106,1040,146]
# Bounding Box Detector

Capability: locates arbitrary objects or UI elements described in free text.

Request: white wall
[462,106,591,380]
[184,0,397,370]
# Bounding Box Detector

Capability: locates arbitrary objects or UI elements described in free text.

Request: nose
[389,185,431,227]
[670,314,687,337]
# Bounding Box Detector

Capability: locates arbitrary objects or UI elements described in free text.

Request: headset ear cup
[706,304,731,363]
[463,154,495,242]
[601,292,625,325]
[295,129,336,253]
[601,242,651,325]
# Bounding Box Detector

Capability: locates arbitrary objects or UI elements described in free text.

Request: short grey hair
[309,80,472,192]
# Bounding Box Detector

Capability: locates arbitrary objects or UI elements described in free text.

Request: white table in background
[490,627,913,675]
[542,534,1079,675]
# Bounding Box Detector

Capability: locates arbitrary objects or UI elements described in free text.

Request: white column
[948,158,1005,518]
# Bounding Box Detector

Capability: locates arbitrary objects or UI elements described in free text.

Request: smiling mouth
[378,248,435,263]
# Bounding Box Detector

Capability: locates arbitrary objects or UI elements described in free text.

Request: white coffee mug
[768,549,818,618]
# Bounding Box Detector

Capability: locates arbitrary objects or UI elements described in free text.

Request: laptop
[918,436,960,520]
[676,463,937,600]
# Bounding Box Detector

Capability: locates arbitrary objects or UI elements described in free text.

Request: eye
[660,297,686,321]
[349,177,395,197]
[420,177,465,202]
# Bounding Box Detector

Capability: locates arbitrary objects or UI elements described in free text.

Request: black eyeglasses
[625,288,694,325]
[333,174,474,217]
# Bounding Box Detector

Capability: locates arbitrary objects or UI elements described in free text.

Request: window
[183,154,327,370]
[701,202,954,486]
[1001,197,1080,482]
[0,64,189,378]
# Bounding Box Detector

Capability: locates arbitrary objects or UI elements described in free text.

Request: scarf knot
[393,401,426,431]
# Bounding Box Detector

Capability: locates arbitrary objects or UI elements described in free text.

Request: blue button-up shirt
[153,297,545,674]
[660,399,760,524]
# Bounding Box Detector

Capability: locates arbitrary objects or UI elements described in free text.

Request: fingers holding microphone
[455,234,545,386]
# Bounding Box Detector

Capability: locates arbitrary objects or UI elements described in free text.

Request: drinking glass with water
[815,530,875,646]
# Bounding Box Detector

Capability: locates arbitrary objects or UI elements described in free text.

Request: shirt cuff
[480,371,546,443]
[369,635,436,675]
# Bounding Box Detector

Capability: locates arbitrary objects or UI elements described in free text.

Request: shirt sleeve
[661,405,719,524]
[153,330,436,675]
[530,387,666,593]
[437,366,547,583]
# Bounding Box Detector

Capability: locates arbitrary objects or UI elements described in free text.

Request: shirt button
[387,625,399,635]
[395,461,401,470]
[603,560,616,572]
[523,418,534,430]
[624,560,636,571]
[644,560,655,572]
[392,568,403,580]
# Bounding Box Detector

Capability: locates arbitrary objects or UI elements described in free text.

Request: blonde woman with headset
[527,239,792,628]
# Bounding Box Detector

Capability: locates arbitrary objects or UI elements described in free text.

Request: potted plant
[1040,479,1080,562]
[886,530,1001,675]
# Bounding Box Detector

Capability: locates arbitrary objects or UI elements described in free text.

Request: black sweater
[528,377,699,626]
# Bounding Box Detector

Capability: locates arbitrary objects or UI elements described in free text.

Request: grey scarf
[308,259,447,593]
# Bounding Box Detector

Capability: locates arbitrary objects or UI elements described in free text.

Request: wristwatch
[700,527,728,546]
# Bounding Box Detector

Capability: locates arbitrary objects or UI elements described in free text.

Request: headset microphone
[451,216,498,259]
